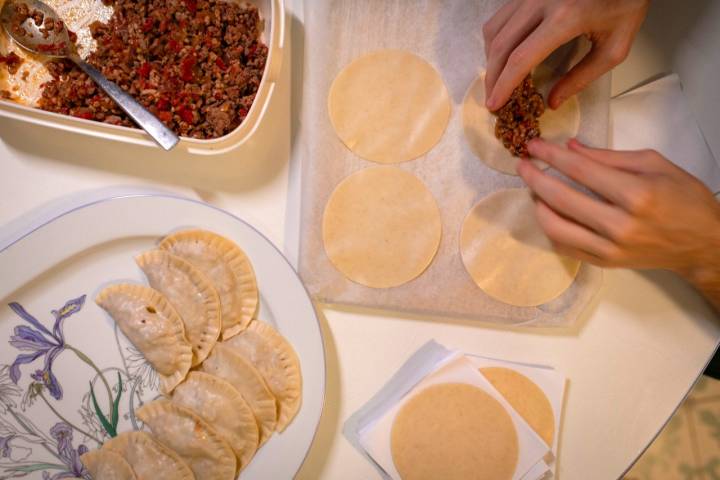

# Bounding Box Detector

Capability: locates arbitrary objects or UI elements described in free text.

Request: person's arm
[517,139,720,310]
[483,0,650,110]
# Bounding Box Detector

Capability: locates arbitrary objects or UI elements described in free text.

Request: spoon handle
[73,58,179,151]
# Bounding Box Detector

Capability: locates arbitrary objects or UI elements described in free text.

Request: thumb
[547,35,630,109]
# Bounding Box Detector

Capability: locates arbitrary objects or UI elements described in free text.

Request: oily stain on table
[624,376,720,479]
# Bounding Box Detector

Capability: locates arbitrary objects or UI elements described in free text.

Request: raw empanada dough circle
[480,367,555,447]
[391,383,518,480]
[462,71,580,175]
[328,49,451,164]
[322,167,442,288]
[459,188,580,306]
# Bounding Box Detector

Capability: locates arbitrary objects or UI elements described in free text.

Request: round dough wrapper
[391,383,518,480]
[459,188,580,306]
[480,367,555,447]
[328,49,451,164]
[322,167,442,288]
[462,71,580,175]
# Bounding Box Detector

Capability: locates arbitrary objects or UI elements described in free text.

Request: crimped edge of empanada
[95,284,192,394]
[173,371,260,470]
[226,321,303,432]
[136,249,222,366]
[81,449,137,479]
[159,229,259,339]
[201,344,278,446]
[102,431,194,480]
[137,400,237,480]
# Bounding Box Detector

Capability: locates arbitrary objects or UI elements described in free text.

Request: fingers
[483,0,521,56]
[533,199,620,261]
[547,37,628,109]
[517,158,630,240]
[526,139,643,210]
[484,3,543,105]
[486,23,572,110]
[568,139,676,175]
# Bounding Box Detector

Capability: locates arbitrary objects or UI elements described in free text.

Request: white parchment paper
[298,0,608,326]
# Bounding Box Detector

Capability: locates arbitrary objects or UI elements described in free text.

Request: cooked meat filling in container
[33,0,268,139]
[493,74,545,157]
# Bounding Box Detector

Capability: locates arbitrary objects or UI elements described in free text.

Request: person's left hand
[516,139,720,281]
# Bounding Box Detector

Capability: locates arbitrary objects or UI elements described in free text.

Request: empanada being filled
[136,249,222,366]
[224,320,303,431]
[95,284,192,394]
[137,400,236,480]
[159,229,258,339]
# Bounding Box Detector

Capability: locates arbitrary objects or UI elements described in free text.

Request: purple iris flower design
[0,434,13,458]
[42,423,89,480]
[7,295,86,401]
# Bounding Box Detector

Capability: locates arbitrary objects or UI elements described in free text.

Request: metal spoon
[0,0,179,150]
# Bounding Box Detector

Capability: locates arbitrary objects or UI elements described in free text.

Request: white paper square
[358,354,550,480]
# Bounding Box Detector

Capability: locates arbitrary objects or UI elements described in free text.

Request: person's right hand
[483,0,650,111]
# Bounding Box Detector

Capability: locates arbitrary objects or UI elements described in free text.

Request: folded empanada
[137,400,236,480]
[95,284,192,394]
[173,371,260,469]
[224,321,302,431]
[81,449,137,480]
[136,250,222,366]
[101,431,194,480]
[159,229,258,339]
[200,344,277,445]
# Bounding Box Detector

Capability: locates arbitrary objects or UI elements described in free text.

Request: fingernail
[527,138,542,155]
[486,95,497,110]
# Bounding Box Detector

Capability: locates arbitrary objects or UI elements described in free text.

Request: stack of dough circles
[391,383,518,480]
[480,367,555,447]
[462,70,580,175]
[322,166,442,288]
[328,49,451,164]
[459,188,580,306]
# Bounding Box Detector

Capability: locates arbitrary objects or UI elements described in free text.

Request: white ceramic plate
[0,194,325,479]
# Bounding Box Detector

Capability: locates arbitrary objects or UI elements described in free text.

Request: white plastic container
[0,0,284,155]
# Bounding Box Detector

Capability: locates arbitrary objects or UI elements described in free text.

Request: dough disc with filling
[480,367,555,446]
[391,383,518,480]
[459,188,580,306]
[322,167,442,288]
[328,49,451,164]
[462,71,580,175]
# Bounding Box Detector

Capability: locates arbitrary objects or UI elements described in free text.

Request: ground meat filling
[0,52,23,74]
[493,75,545,157]
[37,0,268,139]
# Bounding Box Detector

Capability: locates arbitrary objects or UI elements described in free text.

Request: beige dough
[391,383,518,480]
[462,71,580,175]
[480,367,555,447]
[328,49,451,164]
[459,188,580,306]
[322,167,442,288]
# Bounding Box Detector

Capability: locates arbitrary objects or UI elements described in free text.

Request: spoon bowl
[1,0,73,58]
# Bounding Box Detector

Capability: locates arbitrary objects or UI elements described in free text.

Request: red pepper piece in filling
[184,0,197,14]
[178,106,194,124]
[141,18,153,33]
[215,57,227,70]
[157,111,172,123]
[168,39,181,53]
[180,54,196,82]
[156,97,170,111]
[138,62,151,79]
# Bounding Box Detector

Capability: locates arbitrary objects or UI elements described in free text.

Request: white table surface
[1,1,719,479]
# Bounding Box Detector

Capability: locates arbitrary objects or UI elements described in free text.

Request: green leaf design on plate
[90,373,123,438]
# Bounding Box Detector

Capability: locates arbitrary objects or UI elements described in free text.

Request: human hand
[483,0,650,110]
[517,139,720,307]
